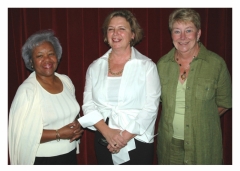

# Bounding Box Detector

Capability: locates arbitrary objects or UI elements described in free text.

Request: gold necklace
[175,56,196,80]
[108,53,131,76]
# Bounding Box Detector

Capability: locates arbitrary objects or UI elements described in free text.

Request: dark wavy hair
[102,9,143,47]
[21,29,62,71]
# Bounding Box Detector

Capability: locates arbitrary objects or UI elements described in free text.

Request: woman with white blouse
[78,9,161,165]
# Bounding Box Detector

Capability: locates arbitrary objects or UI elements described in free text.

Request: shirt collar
[100,47,143,61]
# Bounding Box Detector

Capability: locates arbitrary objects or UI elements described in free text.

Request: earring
[30,60,33,69]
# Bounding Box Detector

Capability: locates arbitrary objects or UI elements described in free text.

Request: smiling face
[107,16,135,51]
[32,41,58,78]
[171,21,201,54]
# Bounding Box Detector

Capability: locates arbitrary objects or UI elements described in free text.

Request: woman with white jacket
[78,9,161,165]
[8,30,83,165]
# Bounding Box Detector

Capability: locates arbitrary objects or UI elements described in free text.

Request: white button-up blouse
[78,47,161,164]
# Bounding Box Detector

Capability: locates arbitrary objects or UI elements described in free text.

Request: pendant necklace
[175,56,196,81]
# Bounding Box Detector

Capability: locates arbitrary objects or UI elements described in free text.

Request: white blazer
[78,47,161,164]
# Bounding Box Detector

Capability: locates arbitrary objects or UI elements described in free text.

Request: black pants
[34,148,77,165]
[94,130,154,165]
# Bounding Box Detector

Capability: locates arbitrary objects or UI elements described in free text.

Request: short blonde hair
[169,8,201,32]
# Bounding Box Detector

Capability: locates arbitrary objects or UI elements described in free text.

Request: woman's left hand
[108,145,121,154]
[107,130,136,154]
[68,120,84,142]
[106,130,128,154]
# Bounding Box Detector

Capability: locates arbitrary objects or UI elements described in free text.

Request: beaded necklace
[108,53,131,76]
[175,56,196,80]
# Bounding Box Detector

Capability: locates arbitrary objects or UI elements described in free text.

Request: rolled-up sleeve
[216,60,232,108]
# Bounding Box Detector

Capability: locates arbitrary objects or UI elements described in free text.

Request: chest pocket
[196,78,216,100]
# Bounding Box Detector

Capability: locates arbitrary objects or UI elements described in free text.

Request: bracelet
[120,130,123,137]
[56,129,60,142]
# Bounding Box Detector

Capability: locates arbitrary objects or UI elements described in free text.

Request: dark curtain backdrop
[8,8,232,165]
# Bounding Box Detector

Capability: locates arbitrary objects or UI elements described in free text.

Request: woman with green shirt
[156,8,232,165]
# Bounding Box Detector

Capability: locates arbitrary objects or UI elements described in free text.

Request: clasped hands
[105,129,128,154]
[60,120,84,142]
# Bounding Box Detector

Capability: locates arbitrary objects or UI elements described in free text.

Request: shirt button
[185,141,189,145]
[185,106,189,109]
[186,125,189,128]
[185,160,188,164]
[187,86,190,89]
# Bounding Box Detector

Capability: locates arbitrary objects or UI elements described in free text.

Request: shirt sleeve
[216,59,232,108]
[78,65,104,130]
[125,62,161,136]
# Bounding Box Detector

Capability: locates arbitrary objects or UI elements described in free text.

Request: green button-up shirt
[156,43,232,164]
